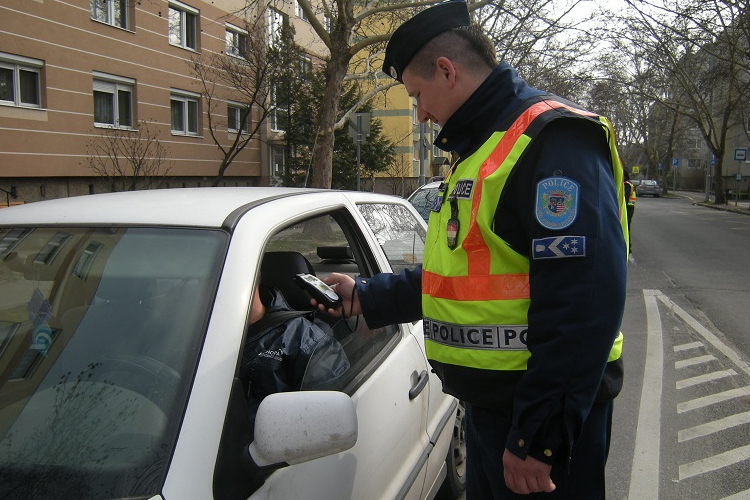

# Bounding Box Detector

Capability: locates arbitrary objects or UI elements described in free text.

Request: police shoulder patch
[535,176,579,230]
[532,236,586,259]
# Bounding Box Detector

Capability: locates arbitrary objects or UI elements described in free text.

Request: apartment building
[0,0,326,204]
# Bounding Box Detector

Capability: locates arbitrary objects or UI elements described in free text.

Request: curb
[671,192,750,215]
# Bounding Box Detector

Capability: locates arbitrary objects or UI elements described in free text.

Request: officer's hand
[502,448,555,495]
[313,273,362,318]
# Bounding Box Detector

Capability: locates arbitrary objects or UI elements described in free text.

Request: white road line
[656,293,750,377]
[676,369,737,389]
[679,443,750,480]
[719,489,750,500]
[674,341,704,352]
[678,386,750,414]
[678,410,750,442]
[628,290,663,500]
[675,354,716,369]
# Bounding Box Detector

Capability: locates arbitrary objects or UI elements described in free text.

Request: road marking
[678,410,750,442]
[675,354,716,369]
[674,341,704,352]
[628,289,663,500]
[657,293,750,377]
[678,386,750,414]
[719,489,750,500]
[676,369,737,389]
[679,443,750,480]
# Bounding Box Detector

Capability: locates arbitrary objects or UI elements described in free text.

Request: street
[607,193,750,500]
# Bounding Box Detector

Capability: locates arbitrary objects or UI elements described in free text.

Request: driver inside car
[239,284,350,429]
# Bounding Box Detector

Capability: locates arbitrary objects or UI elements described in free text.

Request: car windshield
[0,226,227,500]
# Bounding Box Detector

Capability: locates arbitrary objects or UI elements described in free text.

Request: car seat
[260,251,316,311]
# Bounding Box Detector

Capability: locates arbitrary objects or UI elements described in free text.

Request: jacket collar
[435,62,544,158]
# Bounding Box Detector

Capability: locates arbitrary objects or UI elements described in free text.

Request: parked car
[636,179,661,197]
[407,181,443,222]
[0,188,465,500]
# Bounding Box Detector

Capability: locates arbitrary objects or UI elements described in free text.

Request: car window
[257,212,399,394]
[408,185,440,222]
[357,203,426,274]
[0,226,227,499]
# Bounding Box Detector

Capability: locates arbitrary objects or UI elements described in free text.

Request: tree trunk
[714,158,726,204]
[309,2,355,190]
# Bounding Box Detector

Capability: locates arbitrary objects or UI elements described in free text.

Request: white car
[0,188,465,500]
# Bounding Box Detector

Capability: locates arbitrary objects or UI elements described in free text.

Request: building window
[90,0,129,29]
[323,14,332,32]
[412,103,418,124]
[225,24,247,58]
[295,1,308,21]
[228,103,248,134]
[0,228,32,259]
[93,73,134,128]
[168,1,198,51]
[271,145,285,178]
[268,8,285,48]
[171,90,200,135]
[299,56,311,75]
[0,53,42,108]
[34,233,72,266]
[270,85,287,132]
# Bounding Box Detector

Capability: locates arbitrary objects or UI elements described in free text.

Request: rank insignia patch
[535,176,579,230]
[532,236,586,259]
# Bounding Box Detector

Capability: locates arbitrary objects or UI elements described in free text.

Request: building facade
[0,0,330,205]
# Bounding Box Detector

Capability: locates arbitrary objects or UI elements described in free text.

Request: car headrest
[260,251,315,311]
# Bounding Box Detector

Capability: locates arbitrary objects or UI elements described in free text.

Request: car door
[228,195,432,500]
[354,199,459,499]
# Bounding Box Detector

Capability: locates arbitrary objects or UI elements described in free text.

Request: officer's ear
[435,56,456,86]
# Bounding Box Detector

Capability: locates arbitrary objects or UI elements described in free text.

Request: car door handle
[409,370,429,400]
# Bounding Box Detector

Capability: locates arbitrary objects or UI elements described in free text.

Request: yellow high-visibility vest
[625,181,637,206]
[422,99,627,372]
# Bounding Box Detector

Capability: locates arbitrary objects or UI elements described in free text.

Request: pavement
[670,190,750,215]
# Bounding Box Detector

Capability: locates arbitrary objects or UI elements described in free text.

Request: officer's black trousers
[465,399,613,499]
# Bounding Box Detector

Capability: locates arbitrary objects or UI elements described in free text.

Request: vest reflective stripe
[463,100,595,275]
[422,269,529,301]
[423,319,529,350]
[422,98,626,371]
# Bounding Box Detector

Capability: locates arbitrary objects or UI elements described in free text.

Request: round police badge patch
[535,176,580,230]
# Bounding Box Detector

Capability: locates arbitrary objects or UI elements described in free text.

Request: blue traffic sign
[734,148,747,161]
[671,158,679,167]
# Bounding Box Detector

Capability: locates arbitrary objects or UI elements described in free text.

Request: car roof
[0,187,403,229]
[407,181,442,199]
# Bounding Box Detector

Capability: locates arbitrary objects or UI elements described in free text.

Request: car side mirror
[249,391,358,466]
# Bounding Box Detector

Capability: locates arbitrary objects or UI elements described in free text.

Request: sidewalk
[672,190,750,215]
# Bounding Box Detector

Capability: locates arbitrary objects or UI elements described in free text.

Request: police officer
[623,169,636,253]
[317,1,628,498]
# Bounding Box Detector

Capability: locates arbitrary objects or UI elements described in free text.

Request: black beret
[383,1,471,83]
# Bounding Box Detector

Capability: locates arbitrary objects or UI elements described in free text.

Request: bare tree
[231,0,597,190]
[612,0,749,203]
[84,119,172,192]
[187,14,282,186]
[383,155,418,197]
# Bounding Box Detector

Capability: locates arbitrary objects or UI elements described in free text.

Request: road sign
[631,166,640,174]
[734,148,747,161]
[736,173,743,181]
[671,157,679,167]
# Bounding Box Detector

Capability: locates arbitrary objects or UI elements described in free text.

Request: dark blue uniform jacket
[356,63,627,465]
